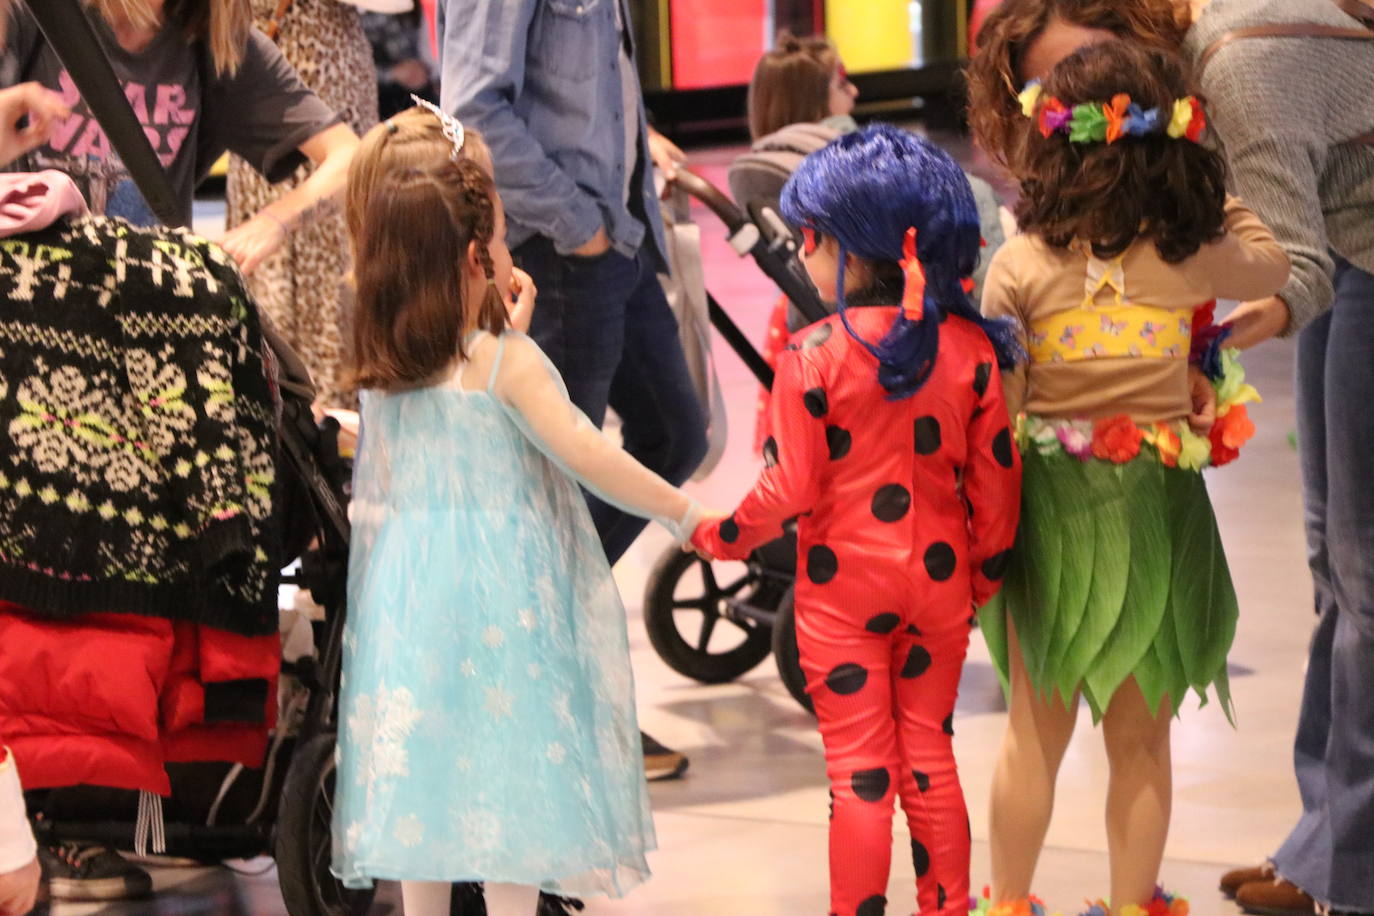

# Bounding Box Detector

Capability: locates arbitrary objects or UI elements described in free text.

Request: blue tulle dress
[332,332,690,898]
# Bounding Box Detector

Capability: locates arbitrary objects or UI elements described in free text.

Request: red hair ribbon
[900,227,926,320]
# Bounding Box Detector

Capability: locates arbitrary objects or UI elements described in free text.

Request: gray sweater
[1182,0,1374,332]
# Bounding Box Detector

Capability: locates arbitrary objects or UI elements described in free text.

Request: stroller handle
[668,169,749,233]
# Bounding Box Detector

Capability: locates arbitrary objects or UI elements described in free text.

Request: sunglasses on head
[801,226,823,256]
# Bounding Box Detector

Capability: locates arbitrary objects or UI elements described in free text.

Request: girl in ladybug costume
[692,125,1024,916]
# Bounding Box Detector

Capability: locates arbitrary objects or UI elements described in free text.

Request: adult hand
[389,60,431,92]
[571,226,611,259]
[1221,295,1290,350]
[1187,365,1217,433]
[0,83,70,168]
[647,127,686,183]
[0,856,39,916]
[221,211,289,276]
[508,267,537,333]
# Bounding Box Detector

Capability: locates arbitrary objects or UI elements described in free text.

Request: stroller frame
[640,170,824,713]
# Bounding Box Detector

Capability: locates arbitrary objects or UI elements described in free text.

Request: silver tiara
[411,95,466,160]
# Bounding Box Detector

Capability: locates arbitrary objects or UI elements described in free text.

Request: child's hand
[1187,365,1217,433]
[685,511,728,561]
[508,267,537,333]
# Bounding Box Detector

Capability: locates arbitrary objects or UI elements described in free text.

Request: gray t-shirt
[2,9,339,226]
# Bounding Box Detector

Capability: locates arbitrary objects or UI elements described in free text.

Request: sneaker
[641,732,688,781]
[538,893,586,914]
[38,842,153,901]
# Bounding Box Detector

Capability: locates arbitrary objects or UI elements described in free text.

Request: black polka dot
[826,425,852,460]
[906,623,923,636]
[992,428,1015,468]
[825,663,868,695]
[912,769,930,792]
[803,387,828,418]
[871,484,911,523]
[865,613,901,634]
[971,404,986,421]
[911,838,931,877]
[901,645,933,678]
[857,895,887,916]
[807,544,839,584]
[719,516,739,544]
[914,416,942,455]
[851,767,890,802]
[942,713,955,736]
[938,884,947,910]
[973,361,993,397]
[763,436,779,468]
[803,323,833,350]
[828,790,834,820]
[924,542,957,581]
[982,549,1012,580]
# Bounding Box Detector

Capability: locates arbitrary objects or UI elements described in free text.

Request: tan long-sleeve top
[980,197,1289,424]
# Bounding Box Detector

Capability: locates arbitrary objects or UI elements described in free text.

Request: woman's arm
[220,122,359,275]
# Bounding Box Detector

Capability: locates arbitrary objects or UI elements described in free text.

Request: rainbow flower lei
[1017,348,1260,471]
[1018,81,1206,144]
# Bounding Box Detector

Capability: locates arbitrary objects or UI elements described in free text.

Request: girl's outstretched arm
[692,348,825,561]
[493,333,701,542]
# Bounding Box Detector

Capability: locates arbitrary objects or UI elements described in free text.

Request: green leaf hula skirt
[978,449,1238,723]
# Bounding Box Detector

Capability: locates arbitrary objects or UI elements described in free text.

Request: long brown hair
[346,109,508,392]
[747,31,839,140]
[967,0,1186,177]
[86,0,252,76]
[1013,40,1226,263]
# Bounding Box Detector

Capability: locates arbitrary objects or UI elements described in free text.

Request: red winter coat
[0,602,278,795]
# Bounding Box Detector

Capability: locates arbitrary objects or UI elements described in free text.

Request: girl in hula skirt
[974,39,1288,916]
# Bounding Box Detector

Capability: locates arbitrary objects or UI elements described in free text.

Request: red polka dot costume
[693,304,1021,916]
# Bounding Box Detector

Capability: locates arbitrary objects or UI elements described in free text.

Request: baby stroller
[641,168,826,713]
[17,4,366,914]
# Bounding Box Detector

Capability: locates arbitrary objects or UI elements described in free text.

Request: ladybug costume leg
[798,584,972,916]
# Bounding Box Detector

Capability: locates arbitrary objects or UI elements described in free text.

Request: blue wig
[780,124,1022,399]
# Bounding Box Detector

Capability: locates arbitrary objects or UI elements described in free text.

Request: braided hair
[780,125,1022,399]
[346,110,508,391]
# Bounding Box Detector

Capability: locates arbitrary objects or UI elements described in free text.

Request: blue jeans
[514,236,707,566]
[1272,255,1374,912]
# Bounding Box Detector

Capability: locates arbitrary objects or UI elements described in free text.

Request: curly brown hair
[1013,40,1227,263]
[967,0,1186,178]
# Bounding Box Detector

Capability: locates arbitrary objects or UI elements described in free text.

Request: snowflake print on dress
[347,682,423,802]
[393,814,425,848]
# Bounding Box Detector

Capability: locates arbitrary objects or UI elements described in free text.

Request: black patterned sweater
[0,217,280,636]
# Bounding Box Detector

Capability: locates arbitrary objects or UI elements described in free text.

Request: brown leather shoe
[1235,878,1316,916]
[1221,864,1274,899]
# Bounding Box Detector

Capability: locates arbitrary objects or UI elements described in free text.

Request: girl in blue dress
[331,105,702,916]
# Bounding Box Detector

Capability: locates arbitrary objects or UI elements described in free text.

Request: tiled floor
[40,138,1314,914]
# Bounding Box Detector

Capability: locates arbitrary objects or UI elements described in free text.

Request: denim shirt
[438,0,667,266]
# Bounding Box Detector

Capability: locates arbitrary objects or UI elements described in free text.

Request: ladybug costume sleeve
[692,347,826,560]
[964,353,1022,607]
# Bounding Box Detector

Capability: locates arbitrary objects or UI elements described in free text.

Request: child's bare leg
[1102,678,1172,909]
[990,619,1080,901]
[401,881,453,916]
[484,883,542,916]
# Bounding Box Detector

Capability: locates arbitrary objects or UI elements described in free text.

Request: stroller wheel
[275,732,376,916]
[771,588,815,715]
[643,546,774,684]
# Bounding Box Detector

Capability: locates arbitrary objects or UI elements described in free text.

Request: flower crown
[1017,80,1206,144]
